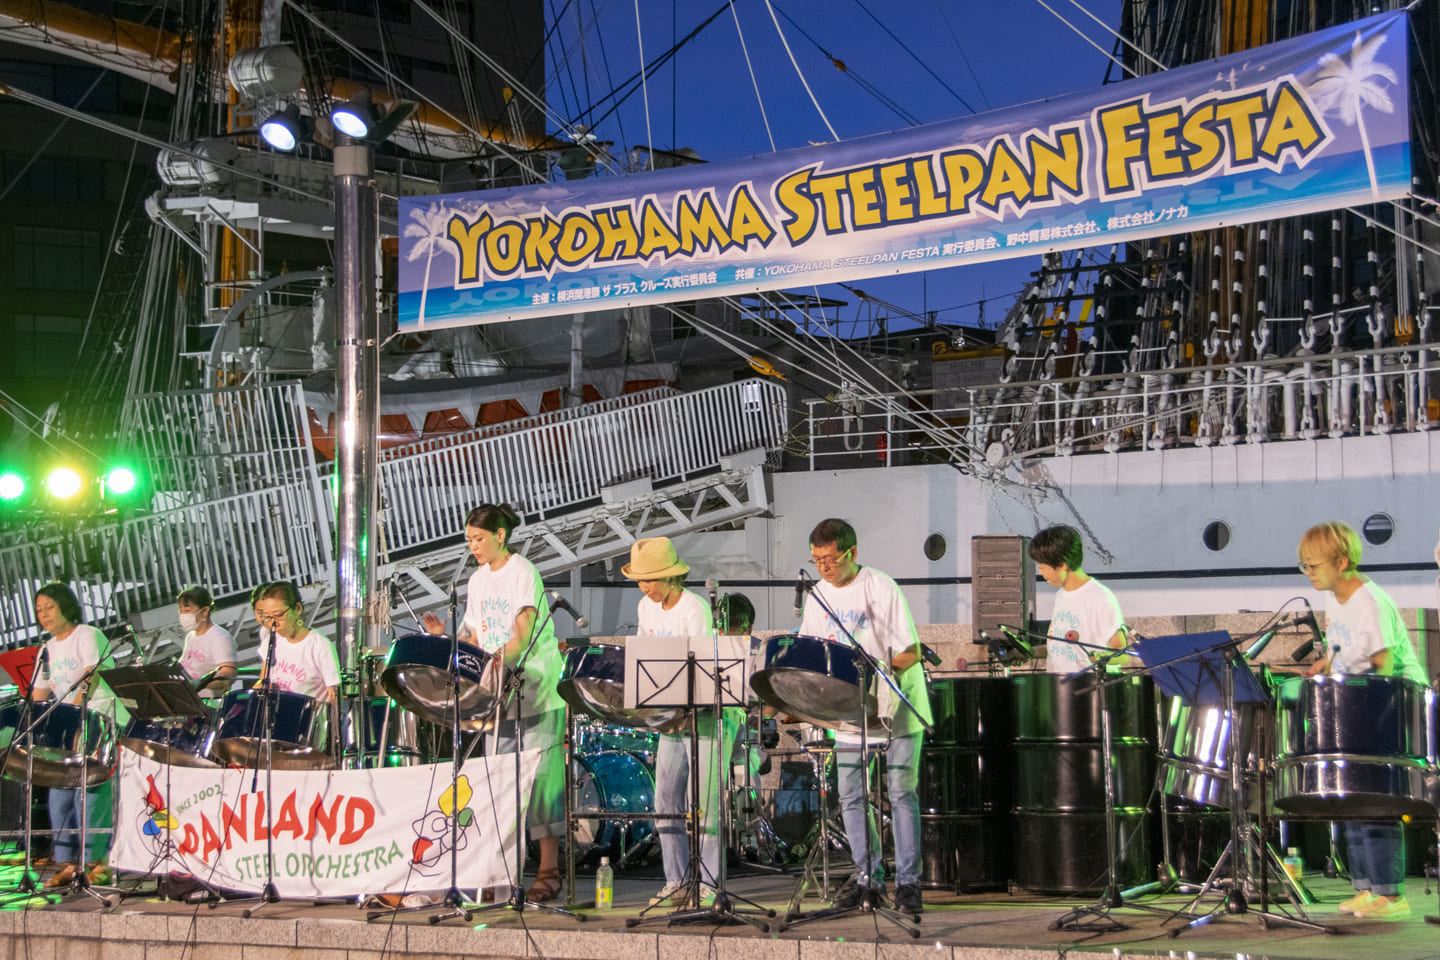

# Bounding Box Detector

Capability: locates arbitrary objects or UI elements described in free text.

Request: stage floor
[2,864,1440,960]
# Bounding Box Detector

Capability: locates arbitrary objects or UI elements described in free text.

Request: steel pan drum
[750,634,879,734]
[341,697,431,767]
[121,712,218,769]
[380,633,498,730]
[558,643,688,733]
[0,699,116,788]
[1273,674,1436,819]
[211,689,333,770]
[1157,700,1269,808]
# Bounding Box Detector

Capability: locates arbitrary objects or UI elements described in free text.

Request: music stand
[624,635,772,931]
[102,663,211,721]
[0,648,38,692]
[1133,631,1332,936]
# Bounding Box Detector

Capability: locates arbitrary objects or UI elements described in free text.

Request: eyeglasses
[1297,559,1330,573]
[808,546,854,570]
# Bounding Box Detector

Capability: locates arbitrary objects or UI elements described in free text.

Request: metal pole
[333,138,379,697]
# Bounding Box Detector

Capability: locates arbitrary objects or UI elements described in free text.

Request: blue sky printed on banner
[398,11,1412,332]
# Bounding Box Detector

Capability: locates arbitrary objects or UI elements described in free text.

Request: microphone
[1243,624,1282,660]
[793,570,808,618]
[920,643,942,667]
[1291,601,1324,661]
[546,590,590,628]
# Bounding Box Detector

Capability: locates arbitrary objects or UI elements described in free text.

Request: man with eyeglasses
[1297,520,1425,920]
[796,518,930,916]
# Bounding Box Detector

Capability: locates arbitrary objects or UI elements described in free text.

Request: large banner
[112,749,540,898]
[399,11,1412,332]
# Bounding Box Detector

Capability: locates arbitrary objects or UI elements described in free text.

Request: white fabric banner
[111,748,541,897]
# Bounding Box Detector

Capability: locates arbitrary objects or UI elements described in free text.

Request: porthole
[1202,521,1230,552]
[923,534,947,561]
[1362,513,1394,545]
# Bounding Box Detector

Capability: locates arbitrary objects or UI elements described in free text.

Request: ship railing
[801,342,1438,469]
[373,378,788,555]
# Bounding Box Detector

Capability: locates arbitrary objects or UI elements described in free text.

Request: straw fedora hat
[622,537,690,580]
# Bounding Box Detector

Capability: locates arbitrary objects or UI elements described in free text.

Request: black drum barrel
[918,676,1012,891]
[1010,672,1154,894]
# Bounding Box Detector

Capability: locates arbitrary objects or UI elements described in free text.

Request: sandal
[526,869,563,903]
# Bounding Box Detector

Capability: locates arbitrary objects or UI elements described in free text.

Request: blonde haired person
[1297,521,1424,920]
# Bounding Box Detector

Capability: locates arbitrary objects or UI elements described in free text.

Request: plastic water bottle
[1283,847,1303,881]
[595,856,614,910]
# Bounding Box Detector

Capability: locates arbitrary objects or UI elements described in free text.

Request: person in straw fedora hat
[624,537,741,908]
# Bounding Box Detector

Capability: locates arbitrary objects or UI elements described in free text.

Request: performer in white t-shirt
[1030,525,1127,674]
[253,582,340,702]
[796,519,930,917]
[422,503,567,903]
[1298,521,1426,919]
[176,586,237,696]
[624,536,741,909]
[31,582,122,887]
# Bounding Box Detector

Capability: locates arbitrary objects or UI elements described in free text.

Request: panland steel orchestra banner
[112,749,541,897]
[399,11,1413,331]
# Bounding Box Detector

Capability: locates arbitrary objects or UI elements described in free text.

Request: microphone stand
[1048,641,1172,931]
[784,571,929,937]
[654,591,772,930]
[467,601,582,924]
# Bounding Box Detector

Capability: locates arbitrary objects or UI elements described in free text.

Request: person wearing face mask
[30,582,128,888]
[421,503,567,903]
[176,586,237,697]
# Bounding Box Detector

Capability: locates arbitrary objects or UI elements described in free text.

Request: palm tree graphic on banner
[1307,30,1399,199]
[405,203,457,324]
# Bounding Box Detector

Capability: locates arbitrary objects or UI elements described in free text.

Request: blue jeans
[49,782,111,864]
[836,733,922,887]
[488,709,565,840]
[1346,820,1404,896]
[656,711,738,887]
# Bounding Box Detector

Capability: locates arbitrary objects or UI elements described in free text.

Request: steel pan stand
[1133,631,1334,937]
[1049,652,1171,931]
[781,740,848,916]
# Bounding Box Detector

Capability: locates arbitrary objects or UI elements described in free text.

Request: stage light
[259,104,304,151]
[46,467,83,500]
[330,90,376,140]
[104,466,137,496]
[0,472,24,501]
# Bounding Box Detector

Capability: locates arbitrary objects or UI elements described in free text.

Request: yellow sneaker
[1354,895,1410,920]
[1338,890,1376,914]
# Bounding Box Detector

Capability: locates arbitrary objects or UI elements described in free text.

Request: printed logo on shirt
[473,596,515,651]
[820,607,870,639]
[272,658,310,690]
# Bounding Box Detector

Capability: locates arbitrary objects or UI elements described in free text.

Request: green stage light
[105,467,138,495]
[46,467,83,500]
[0,473,24,501]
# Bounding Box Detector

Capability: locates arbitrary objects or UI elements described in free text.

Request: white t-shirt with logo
[35,623,130,726]
[1045,578,1125,675]
[464,554,563,717]
[797,566,932,739]
[258,629,341,700]
[636,588,712,638]
[179,624,237,684]
[1325,580,1426,683]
